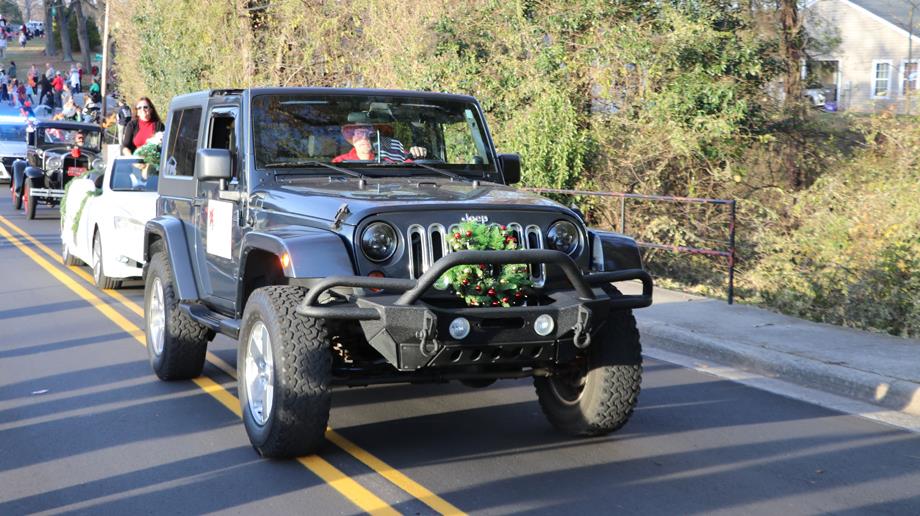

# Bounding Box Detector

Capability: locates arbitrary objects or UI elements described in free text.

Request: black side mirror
[498,153,521,185]
[195,148,232,182]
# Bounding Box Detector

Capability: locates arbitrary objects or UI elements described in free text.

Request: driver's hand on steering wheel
[408,146,427,158]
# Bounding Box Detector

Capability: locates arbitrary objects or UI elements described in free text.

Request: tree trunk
[23,0,32,23]
[44,1,56,56]
[72,0,93,74]
[56,1,74,63]
[779,0,806,188]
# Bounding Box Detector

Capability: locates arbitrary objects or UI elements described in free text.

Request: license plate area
[67,166,87,177]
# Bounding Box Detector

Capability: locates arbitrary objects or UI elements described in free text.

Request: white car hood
[0,140,26,158]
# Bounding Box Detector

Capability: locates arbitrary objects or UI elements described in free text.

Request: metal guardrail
[524,188,737,304]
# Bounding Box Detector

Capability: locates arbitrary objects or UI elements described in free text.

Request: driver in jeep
[332,123,428,163]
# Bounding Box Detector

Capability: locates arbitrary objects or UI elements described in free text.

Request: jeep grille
[405,223,546,287]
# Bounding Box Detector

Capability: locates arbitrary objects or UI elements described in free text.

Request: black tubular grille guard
[296,249,653,320]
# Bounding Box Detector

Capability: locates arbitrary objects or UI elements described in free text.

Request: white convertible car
[0,120,27,183]
[61,156,159,289]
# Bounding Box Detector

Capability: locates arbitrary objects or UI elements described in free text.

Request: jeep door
[192,105,244,309]
[158,102,209,299]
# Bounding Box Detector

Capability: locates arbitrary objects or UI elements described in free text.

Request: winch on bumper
[297,249,653,371]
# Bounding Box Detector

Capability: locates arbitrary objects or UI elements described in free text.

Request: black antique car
[11,120,104,219]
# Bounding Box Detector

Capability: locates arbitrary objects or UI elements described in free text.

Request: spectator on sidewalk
[116,99,132,144]
[0,68,7,104]
[44,62,55,81]
[39,74,53,109]
[0,35,7,59]
[8,61,16,81]
[18,31,25,48]
[121,97,164,155]
[88,77,101,103]
[52,71,64,109]
[69,66,80,94]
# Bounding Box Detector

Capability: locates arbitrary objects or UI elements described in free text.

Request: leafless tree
[72,0,92,73]
[54,0,73,62]
[44,0,56,56]
[18,0,41,23]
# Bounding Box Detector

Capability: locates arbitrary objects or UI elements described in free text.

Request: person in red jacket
[51,71,64,109]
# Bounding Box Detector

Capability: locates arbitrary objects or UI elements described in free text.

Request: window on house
[873,62,891,97]
[903,62,918,95]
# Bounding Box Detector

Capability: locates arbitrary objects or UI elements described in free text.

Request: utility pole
[908,1,917,115]
[100,0,110,122]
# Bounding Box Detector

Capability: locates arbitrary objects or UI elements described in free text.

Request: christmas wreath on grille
[436,220,532,307]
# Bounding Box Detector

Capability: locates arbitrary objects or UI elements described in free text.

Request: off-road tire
[534,298,642,436]
[24,181,36,219]
[238,286,332,458]
[62,242,82,266]
[145,245,213,380]
[92,231,120,289]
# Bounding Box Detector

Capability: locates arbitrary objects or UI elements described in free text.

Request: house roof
[849,0,920,34]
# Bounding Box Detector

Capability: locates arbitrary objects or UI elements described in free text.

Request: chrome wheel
[148,277,166,356]
[245,321,274,426]
[92,238,102,284]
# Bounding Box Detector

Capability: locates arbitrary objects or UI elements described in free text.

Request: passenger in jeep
[332,123,427,163]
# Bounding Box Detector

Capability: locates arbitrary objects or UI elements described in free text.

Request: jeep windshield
[251,94,496,179]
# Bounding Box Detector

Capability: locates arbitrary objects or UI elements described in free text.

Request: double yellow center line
[0,214,463,516]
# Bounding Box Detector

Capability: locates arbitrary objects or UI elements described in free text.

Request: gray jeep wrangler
[144,88,653,458]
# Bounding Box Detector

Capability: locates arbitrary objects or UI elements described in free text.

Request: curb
[638,319,920,417]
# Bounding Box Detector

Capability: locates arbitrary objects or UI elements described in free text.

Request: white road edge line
[644,346,920,433]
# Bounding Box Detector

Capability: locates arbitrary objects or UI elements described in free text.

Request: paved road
[1,200,920,514]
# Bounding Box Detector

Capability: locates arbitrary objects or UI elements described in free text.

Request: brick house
[804,0,920,113]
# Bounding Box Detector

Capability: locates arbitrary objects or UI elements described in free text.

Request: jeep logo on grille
[462,213,489,223]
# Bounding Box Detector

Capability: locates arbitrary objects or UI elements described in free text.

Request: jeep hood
[265,176,570,223]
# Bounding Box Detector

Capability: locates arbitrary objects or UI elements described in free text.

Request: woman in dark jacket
[121,96,164,154]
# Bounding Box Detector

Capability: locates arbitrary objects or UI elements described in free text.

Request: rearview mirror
[498,153,521,185]
[195,148,232,181]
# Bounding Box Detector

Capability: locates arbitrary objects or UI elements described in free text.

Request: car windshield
[39,127,101,150]
[0,123,26,142]
[110,158,158,192]
[251,94,495,177]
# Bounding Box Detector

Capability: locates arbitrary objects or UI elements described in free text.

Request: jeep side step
[180,303,241,339]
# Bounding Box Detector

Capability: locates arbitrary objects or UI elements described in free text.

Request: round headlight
[361,222,398,262]
[546,221,580,255]
[91,158,104,171]
[46,156,62,170]
[534,314,555,336]
[449,317,471,340]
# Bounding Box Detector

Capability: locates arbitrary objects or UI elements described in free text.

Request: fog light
[449,317,471,340]
[534,314,555,336]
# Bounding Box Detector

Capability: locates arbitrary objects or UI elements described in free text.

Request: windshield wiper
[370,160,472,183]
[265,160,367,180]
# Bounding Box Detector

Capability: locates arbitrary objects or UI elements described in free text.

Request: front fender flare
[11,160,27,193]
[24,166,44,180]
[589,229,644,271]
[239,228,355,280]
[145,216,200,301]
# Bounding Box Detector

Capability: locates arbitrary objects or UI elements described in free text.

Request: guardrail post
[619,197,626,234]
[728,200,736,305]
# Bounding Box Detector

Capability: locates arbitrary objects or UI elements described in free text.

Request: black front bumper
[297,249,653,371]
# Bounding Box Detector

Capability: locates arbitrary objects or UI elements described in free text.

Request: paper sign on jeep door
[206,200,233,259]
